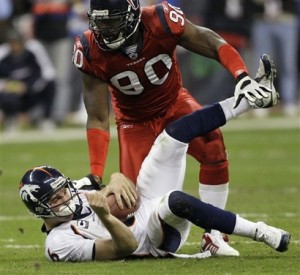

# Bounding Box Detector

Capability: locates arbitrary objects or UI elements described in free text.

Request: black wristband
[86,174,106,190]
[236,72,248,83]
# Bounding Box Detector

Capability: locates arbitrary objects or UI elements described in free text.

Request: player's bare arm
[84,191,138,260]
[82,72,110,131]
[178,20,227,60]
[82,72,111,178]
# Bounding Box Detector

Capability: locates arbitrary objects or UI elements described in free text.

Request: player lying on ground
[19,55,289,261]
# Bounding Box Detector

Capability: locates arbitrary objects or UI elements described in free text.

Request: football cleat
[253,54,280,108]
[253,222,291,252]
[201,233,240,256]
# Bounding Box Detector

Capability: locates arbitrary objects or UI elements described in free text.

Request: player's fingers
[257,86,270,98]
[83,191,92,202]
[123,176,138,200]
[244,92,257,102]
[122,189,138,209]
[124,192,134,208]
[83,191,98,207]
[125,191,136,208]
[120,180,137,206]
[98,193,108,207]
[114,193,125,209]
[129,186,138,200]
[84,191,105,208]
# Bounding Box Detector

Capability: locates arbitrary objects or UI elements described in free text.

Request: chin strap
[104,33,126,50]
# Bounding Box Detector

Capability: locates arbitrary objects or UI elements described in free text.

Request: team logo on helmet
[20,185,40,202]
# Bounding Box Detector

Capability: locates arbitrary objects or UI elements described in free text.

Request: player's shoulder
[141,2,169,23]
[142,1,178,15]
[76,30,93,43]
[45,222,92,262]
[75,30,96,49]
[73,30,106,77]
[141,1,186,36]
[74,30,93,51]
[45,224,71,254]
[46,222,84,245]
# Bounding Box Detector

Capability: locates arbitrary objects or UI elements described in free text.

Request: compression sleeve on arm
[218,44,248,78]
[87,128,110,177]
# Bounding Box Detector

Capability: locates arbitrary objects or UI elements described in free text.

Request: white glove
[234,75,270,108]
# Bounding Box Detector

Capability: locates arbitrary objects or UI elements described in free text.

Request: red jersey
[73,2,187,121]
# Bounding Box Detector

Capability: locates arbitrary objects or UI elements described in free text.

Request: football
[107,190,141,221]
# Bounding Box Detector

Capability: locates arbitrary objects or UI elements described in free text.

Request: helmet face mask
[19,166,82,219]
[42,180,78,218]
[88,0,141,50]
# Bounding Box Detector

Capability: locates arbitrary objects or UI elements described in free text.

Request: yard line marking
[0,238,15,243]
[238,212,299,218]
[0,215,36,221]
[3,244,41,249]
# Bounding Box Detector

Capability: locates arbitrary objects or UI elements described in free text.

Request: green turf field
[0,117,299,274]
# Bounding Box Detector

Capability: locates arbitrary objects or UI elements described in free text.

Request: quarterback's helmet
[19,166,82,218]
[88,0,141,50]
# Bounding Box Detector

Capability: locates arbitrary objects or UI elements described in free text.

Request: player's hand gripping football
[233,74,270,108]
[103,172,138,209]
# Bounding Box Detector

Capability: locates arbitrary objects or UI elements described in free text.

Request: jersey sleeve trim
[78,34,91,63]
[155,4,172,35]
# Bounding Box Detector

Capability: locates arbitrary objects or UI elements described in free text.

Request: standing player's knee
[189,129,227,164]
[203,130,227,164]
[193,131,229,184]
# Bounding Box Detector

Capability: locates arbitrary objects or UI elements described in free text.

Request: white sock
[219,97,251,121]
[199,183,229,210]
[233,215,257,238]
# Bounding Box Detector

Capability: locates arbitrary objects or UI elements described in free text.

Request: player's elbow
[130,239,139,252]
[117,238,138,259]
[119,238,138,256]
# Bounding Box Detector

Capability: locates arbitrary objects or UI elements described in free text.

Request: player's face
[94,17,125,42]
[48,187,74,217]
